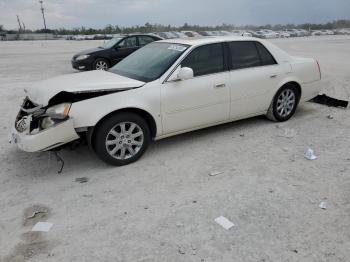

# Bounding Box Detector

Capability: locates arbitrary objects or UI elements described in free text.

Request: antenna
[39,0,47,30]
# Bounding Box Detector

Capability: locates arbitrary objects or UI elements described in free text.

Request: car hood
[74,47,104,57]
[26,70,145,106]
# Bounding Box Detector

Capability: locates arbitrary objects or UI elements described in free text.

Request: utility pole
[16,15,23,32]
[39,0,47,30]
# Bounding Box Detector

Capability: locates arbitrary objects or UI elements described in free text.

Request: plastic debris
[304,148,317,160]
[214,216,235,230]
[310,94,348,108]
[319,201,327,210]
[209,171,224,177]
[32,222,53,232]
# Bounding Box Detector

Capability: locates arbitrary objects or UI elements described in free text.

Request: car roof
[158,36,260,46]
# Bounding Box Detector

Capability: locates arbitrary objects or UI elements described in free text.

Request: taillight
[316,60,321,79]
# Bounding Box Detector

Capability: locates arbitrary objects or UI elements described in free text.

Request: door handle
[214,83,226,88]
[270,74,278,78]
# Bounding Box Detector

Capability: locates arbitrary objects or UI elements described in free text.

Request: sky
[0,0,349,30]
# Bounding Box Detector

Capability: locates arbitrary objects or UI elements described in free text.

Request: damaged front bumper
[10,119,79,152]
[10,98,80,152]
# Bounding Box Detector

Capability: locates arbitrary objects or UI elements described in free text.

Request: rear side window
[181,43,224,77]
[229,41,261,70]
[256,42,277,65]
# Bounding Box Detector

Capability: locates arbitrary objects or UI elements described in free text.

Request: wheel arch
[94,56,111,67]
[275,80,302,102]
[88,107,157,150]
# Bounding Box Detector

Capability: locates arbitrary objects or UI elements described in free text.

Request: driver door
[161,43,230,134]
[112,36,138,64]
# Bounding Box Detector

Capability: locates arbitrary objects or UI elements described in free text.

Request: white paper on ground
[304,148,317,160]
[32,222,53,232]
[214,216,235,230]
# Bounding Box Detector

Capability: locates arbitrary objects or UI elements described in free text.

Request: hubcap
[95,61,108,70]
[105,122,144,160]
[276,89,296,117]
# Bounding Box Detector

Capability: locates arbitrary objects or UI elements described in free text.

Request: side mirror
[178,67,194,80]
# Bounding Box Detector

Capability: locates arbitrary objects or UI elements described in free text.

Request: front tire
[93,113,150,166]
[266,84,299,122]
[93,58,109,70]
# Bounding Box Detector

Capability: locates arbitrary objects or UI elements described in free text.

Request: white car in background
[11,37,322,166]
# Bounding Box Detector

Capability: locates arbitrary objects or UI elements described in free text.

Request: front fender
[69,83,162,136]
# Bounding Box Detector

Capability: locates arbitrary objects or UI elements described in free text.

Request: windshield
[110,42,189,82]
[101,37,123,49]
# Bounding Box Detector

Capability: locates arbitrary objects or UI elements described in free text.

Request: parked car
[11,37,322,166]
[71,34,162,71]
[181,31,201,37]
[278,31,291,38]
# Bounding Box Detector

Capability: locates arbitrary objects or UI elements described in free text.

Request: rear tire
[93,113,150,166]
[266,84,299,122]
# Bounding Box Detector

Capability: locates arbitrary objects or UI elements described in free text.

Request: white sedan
[11,37,322,165]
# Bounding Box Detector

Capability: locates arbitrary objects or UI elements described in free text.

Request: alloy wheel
[276,88,296,118]
[105,122,144,160]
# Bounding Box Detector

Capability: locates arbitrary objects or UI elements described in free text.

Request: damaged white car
[11,37,322,166]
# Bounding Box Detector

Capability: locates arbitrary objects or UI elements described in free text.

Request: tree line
[1,19,350,35]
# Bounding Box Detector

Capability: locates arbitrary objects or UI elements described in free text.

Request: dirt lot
[0,36,349,262]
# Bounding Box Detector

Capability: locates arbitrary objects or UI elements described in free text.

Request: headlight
[75,54,90,61]
[46,103,71,117]
[40,103,71,130]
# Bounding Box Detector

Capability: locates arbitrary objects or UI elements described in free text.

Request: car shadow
[6,105,316,178]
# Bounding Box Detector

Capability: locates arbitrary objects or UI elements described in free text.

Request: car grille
[15,97,44,133]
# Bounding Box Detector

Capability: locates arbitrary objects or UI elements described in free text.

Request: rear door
[228,41,283,118]
[161,43,231,134]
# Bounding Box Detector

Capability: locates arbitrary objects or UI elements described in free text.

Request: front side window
[110,42,189,82]
[181,43,224,77]
[138,36,155,46]
[101,37,123,49]
[229,41,261,70]
[118,36,137,49]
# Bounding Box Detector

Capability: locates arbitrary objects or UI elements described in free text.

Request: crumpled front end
[10,97,80,152]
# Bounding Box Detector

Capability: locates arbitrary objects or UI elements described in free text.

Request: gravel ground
[0,36,349,262]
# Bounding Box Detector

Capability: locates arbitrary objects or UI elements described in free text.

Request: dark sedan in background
[71,34,162,71]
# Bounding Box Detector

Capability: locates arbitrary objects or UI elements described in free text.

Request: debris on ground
[209,171,224,177]
[310,94,348,108]
[26,210,48,220]
[327,114,334,119]
[74,177,89,183]
[32,222,53,232]
[304,148,317,160]
[278,128,298,139]
[23,205,50,226]
[214,216,235,230]
[191,244,197,255]
[319,201,327,210]
[53,151,64,174]
[178,246,186,255]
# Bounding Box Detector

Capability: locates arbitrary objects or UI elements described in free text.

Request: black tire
[266,84,300,122]
[93,58,109,70]
[93,113,151,166]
